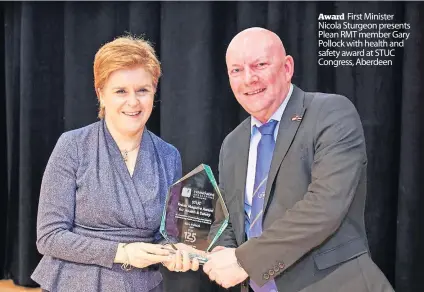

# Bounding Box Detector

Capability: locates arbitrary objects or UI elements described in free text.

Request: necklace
[120,143,140,162]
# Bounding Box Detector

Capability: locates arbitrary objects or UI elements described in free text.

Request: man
[203,27,394,292]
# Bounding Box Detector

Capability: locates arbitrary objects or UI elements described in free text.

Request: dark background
[0,1,423,291]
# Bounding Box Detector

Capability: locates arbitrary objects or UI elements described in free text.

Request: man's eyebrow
[253,58,267,63]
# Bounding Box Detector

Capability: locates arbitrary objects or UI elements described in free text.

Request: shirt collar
[251,83,293,134]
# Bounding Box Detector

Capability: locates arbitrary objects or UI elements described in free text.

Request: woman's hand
[161,243,201,272]
[114,242,172,269]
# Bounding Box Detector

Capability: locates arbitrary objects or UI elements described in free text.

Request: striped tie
[249,120,278,292]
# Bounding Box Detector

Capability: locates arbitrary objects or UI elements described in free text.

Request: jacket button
[269,270,275,276]
[278,262,285,269]
[263,273,270,280]
[274,266,279,272]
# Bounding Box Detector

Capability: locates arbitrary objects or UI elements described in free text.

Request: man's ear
[284,55,295,81]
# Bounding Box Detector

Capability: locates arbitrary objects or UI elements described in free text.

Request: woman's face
[98,66,155,137]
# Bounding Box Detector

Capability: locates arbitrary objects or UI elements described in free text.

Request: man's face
[226,37,292,122]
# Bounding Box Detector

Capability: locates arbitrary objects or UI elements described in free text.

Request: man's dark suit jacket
[212,85,393,292]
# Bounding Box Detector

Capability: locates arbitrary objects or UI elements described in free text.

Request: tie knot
[257,120,278,136]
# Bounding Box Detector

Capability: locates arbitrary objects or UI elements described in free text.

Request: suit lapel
[233,118,251,245]
[264,86,306,211]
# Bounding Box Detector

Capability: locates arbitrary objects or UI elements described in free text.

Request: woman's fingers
[159,250,200,273]
[174,250,183,271]
[191,257,200,271]
[126,243,201,271]
[181,250,190,271]
[142,253,173,263]
[161,258,175,270]
[174,243,193,252]
[142,243,172,256]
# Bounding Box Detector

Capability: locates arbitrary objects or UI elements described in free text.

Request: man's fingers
[208,270,216,281]
[211,246,226,253]
[203,261,212,274]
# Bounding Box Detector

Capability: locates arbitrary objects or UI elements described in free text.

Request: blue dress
[31,120,181,292]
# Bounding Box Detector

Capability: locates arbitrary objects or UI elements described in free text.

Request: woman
[31,36,197,292]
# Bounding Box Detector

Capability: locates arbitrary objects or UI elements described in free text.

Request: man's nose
[243,68,259,85]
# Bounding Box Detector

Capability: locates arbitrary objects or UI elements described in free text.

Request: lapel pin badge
[291,115,303,122]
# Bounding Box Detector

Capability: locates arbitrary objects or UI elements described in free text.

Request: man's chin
[246,107,270,118]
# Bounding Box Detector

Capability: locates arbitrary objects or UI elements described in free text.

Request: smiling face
[226,28,294,123]
[97,66,155,137]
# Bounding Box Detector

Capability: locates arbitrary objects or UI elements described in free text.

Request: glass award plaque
[159,164,229,264]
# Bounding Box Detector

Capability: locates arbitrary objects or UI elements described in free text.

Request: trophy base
[188,253,208,265]
[165,247,208,265]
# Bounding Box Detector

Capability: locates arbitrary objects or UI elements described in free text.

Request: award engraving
[160,164,229,263]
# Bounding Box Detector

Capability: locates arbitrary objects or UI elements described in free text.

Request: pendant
[122,150,128,162]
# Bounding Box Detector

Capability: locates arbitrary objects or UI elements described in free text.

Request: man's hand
[210,245,226,253]
[203,247,248,288]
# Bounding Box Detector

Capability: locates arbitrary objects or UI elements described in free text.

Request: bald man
[203,28,394,292]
